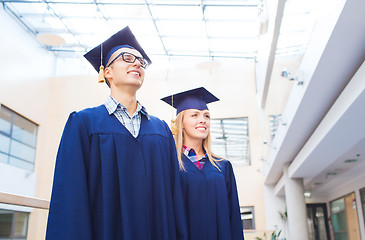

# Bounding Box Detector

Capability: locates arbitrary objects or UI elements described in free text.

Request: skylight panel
[7,2,48,15]
[206,21,258,38]
[49,0,93,3]
[203,0,258,5]
[50,3,98,18]
[204,5,258,21]
[20,15,65,32]
[99,4,151,19]
[148,0,201,5]
[150,5,202,20]
[157,20,206,37]
[137,36,166,55]
[98,0,146,3]
[163,37,209,53]
[209,38,257,53]
[63,17,108,34]
[107,20,157,36]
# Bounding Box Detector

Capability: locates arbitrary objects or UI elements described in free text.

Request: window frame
[210,117,251,166]
[0,209,29,239]
[240,206,255,230]
[0,104,38,171]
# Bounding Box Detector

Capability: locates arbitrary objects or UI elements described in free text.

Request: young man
[46,26,187,240]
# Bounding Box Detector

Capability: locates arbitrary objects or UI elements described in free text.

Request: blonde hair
[173,110,222,171]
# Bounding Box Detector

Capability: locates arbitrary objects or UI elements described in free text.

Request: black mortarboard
[84,26,152,83]
[161,87,219,115]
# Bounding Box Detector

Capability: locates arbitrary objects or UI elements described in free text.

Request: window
[330,192,361,239]
[0,209,29,240]
[0,104,38,171]
[269,114,281,140]
[210,117,250,165]
[241,206,255,230]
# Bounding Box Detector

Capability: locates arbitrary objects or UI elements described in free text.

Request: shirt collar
[104,95,150,119]
[182,145,208,159]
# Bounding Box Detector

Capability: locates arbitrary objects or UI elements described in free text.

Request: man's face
[105,47,145,90]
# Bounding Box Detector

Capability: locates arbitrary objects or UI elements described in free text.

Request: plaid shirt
[182,145,208,170]
[104,95,149,138]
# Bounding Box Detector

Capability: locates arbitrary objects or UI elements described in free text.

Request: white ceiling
[2,0,318,60]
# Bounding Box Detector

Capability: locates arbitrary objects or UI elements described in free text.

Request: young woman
[162,87,244,240]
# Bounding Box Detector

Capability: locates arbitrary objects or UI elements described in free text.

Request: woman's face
[182,109,210,142]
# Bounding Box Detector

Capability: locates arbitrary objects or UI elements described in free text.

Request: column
[284,164,309,240]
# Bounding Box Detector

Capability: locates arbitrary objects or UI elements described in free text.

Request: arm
[46,112,93,240]
[165,122,188,240]
[225,161,245,240]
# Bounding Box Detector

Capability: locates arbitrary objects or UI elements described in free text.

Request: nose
[133,59,142,68]
[199,115,206,123]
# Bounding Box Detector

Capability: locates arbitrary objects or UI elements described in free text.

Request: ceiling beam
[259,0,286,109]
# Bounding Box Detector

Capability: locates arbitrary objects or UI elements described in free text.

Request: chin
[195,133,208,140]
[126,80,143,88]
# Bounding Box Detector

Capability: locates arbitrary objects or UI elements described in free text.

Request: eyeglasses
[107,52,149,69]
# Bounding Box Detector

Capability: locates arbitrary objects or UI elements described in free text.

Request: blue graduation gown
[46,105,187,240]
[180,155,244,240]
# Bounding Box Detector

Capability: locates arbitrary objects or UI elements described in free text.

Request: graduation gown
[46,105,187,240]
[180,155,244,240]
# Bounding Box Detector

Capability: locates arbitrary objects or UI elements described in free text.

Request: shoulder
[148,115,167,126]
[75,105,108,122]
[216,159,231,166]
[216,159,234,172]
[145,115,172,135]
[76,105,106,119]
[65,105,107,131]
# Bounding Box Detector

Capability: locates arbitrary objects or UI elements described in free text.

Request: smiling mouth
[128,71,140,77]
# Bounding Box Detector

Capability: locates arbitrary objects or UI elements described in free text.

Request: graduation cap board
[84,26,151,83]
[161,87,220,115]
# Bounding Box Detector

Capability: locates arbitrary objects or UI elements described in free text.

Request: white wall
[1,7,57,239]
[0,8,55,206]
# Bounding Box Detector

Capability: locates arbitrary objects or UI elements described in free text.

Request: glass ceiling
[2,0,319,60]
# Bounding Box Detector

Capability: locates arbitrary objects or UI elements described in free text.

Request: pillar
[284,164,309,240]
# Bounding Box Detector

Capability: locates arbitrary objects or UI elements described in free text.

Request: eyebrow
[189,110,210,114]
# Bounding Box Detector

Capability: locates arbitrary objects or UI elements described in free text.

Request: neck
[184,138,205,158]
[111,88,138,116]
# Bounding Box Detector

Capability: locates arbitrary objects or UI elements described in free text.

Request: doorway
[307,203,330,240]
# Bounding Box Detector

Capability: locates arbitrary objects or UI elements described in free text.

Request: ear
[104,66,113,80]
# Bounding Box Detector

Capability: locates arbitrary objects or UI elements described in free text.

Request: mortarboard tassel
[170,94,178,135]
[170,119,178,135]
[98,65,105,83]
[98,43,105,83]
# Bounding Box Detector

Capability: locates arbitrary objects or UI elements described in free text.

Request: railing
[0,192,49,210]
